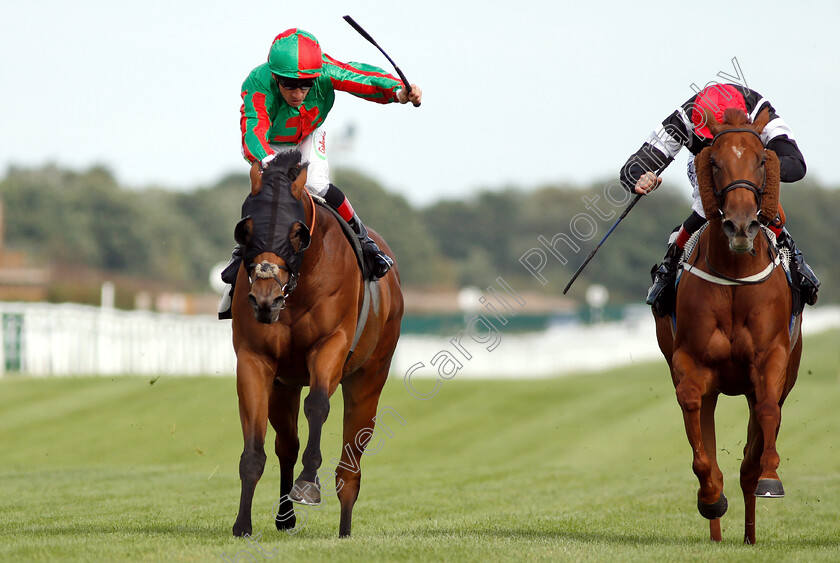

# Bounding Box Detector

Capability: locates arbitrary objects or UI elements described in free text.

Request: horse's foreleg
[268,382,302,531]
[700,394,724,541]
[740,394,762,545]
[288,386,330,506]
[290,338,346,506]
[233,358,274,537]
[673,355,727,522]
[753,346,789,496]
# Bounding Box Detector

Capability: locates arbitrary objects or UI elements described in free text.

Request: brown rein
[304,187,317,240]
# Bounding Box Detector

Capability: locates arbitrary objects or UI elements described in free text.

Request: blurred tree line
[0,163,836,306]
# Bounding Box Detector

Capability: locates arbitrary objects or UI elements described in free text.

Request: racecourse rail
[2,302,838,378]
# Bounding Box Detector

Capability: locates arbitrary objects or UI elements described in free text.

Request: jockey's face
[274,75,313,108]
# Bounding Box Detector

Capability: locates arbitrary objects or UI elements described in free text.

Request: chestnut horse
[653,108,803,544]
[230,150,404,538]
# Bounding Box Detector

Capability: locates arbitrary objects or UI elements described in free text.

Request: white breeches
[269,126,330,197]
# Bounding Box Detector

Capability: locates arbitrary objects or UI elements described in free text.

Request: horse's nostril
[722,220,736,237]
[747,221,761,237]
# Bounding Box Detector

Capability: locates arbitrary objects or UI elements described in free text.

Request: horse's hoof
[697,493,728,520]
[276,512,296,531]
[755,479,785,498]
[289,479,321,505]
[232,521,251,537]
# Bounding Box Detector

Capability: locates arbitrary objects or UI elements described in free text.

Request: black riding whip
[562,166,666,294]
[343,15,420,107]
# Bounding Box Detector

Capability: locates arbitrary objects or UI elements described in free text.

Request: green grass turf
[0,329,838,562]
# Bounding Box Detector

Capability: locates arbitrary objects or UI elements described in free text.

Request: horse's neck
[704,220,770,276]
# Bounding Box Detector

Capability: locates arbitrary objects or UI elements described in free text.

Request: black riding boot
[348,214,393,280]
[218,244,244,320]
[776,228,819,308]
[646,242,681,316]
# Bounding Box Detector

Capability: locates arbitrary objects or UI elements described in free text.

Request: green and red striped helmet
[267,29,323,79]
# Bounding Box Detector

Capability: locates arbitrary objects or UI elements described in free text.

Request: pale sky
[2,1,838,205]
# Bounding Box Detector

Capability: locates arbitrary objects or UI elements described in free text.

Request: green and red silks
[240,54,402,164]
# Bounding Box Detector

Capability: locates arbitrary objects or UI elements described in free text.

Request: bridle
[709,128,766,213]
[244,188,316,302]
[247,260,298,298]
[684,127,780,286]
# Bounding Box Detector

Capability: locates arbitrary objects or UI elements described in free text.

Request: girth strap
[349,281,372,355]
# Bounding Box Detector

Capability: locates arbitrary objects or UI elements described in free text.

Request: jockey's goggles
[274,75,315,91]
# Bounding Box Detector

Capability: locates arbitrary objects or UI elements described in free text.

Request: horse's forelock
[721,107,750,127]
[264,149,302,173]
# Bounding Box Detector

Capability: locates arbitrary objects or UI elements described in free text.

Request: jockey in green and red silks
[220,28,423,319]
[239,38,405,164]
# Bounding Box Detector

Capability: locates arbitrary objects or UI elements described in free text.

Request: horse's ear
[702,108,723,138]
[694,147,721,219]
[290,164,308,201]
[759,149,781,225]
[250,162,263,196]
[751,107,771,136]
[234,217,253,245]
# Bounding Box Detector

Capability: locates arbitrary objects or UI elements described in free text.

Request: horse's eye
[710,158,718,169]
[760,157,767,166]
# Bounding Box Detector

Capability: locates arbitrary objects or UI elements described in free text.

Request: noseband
[710,128,766,214]
[248,260,298,298]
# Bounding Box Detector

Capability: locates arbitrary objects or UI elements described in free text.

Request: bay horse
[653,108,803,544]
[230,150,404,538]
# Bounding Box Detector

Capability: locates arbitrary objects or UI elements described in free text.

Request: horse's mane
[694,151,721,219]
[760,150,780,224]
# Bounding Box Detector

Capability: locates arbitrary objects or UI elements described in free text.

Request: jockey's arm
[767,136,806,183]
[620,108,692,195]
[619,142,672,195]
[240,69,277,166]
[322,53,421,105]
[747,96,805,183]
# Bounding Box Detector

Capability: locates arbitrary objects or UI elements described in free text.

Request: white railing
[2,302,838,378]
[0,302,236,377]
